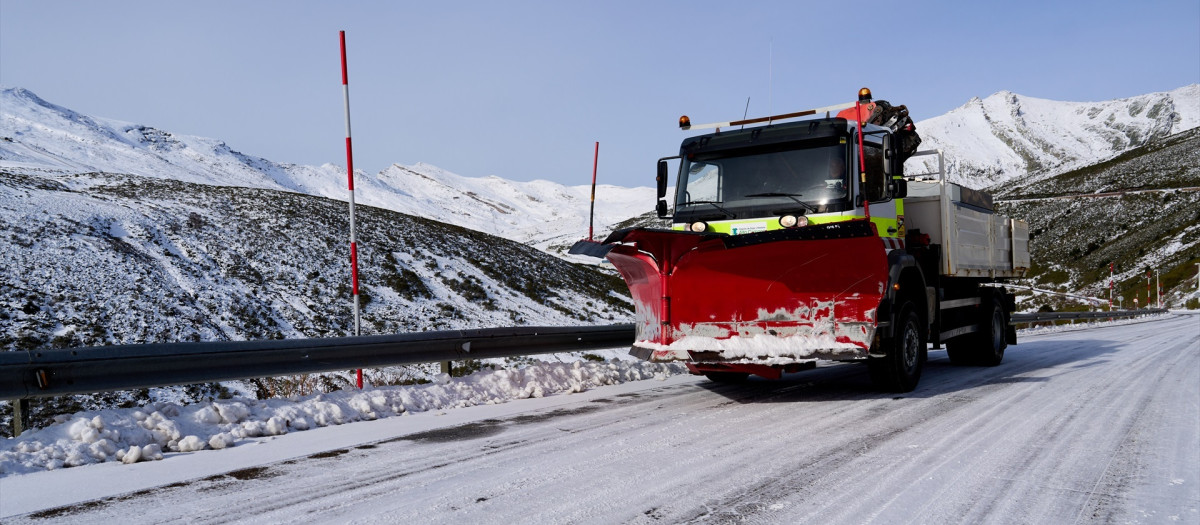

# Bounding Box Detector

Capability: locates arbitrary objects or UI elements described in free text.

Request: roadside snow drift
[0,359,684,476]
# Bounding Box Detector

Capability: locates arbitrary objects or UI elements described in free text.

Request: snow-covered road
[3,314,1197,524]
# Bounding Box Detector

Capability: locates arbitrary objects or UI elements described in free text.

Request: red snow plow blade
[571,221,889,367]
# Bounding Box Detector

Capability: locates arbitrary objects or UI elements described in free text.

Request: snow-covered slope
[0,87,309,191]
[994,127,1200,310]
[367,163,655,254]
[905,84,1200,190]
[0,170,633,368]
[0,87,656,257]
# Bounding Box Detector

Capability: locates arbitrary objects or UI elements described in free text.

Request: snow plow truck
[571,88,1030,392]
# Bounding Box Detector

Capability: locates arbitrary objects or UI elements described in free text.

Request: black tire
[976,296,1007,366]
[704,372,750,383]
[945,296,1007,367]
[868,301,927,392]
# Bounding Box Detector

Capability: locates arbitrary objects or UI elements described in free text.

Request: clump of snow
[0,359,684,477]
[638,333,863,360]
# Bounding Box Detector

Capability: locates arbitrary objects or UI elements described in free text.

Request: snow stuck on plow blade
[571,221,889,367]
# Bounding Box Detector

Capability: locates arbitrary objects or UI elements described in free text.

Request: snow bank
[0,359,685,477]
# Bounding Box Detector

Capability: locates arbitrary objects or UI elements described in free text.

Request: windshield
[675,143,850,219]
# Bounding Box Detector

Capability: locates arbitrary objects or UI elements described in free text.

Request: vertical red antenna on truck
[856,87,871,220]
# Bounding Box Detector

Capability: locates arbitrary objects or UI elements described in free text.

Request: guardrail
[1009,308,1167,325]
[1,308,1170,435]
[0,325,636,401]
[4,310,1163,401]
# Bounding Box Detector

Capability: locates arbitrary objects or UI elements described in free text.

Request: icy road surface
[3,314,1197,524]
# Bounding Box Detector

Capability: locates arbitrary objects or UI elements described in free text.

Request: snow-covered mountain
[367,163,655,255]
[0,88,309,191]
[0,87,656,258]
[905,85,1200,190]
[5,85,1196,254]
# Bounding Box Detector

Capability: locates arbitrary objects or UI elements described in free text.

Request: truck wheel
[976,296,1007,366]
[945,295,1007,366]
[868,301,926,392]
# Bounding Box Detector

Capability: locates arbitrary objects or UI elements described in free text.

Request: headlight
[779,215,808,228]
[688,221,707,232]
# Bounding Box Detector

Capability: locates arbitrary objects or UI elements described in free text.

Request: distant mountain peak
[906,84,1200,191]
[2,86,54,108]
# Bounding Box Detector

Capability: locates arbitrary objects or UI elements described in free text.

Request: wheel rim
[902,319,921,370]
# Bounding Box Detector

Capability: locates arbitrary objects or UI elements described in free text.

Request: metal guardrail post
[12,399,30,437]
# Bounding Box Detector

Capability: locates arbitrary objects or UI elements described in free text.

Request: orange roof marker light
[858,87,873,102]
[679,115,692,129]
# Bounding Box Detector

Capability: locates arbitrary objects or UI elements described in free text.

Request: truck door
[859,134,904,246]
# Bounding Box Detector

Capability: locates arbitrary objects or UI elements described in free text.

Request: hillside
[995,128,1200,310]
[0,170,632,350]
[0,168,634,430]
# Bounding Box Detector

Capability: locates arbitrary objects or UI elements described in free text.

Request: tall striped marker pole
[588,142,598,241]
[340,30,363,389]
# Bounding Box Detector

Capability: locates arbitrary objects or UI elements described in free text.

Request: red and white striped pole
[588,142,599,241]
[1108,262,1113,311]
[340,30,363,389]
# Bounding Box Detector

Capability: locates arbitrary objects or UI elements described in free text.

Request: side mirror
[882,134,893,176]
[656,160,669,199]
[656,200,669,218]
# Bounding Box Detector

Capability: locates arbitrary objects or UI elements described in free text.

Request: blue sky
[2,0,1198,188]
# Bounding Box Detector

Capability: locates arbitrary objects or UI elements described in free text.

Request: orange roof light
[858,87,872,102]
[679,115,691,129]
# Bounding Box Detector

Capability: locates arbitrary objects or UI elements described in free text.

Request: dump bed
[905,180,1030,278]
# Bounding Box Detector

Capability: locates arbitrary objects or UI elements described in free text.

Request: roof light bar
[679,101,857,131]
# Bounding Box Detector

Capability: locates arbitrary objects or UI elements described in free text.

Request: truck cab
[660,118,906,247]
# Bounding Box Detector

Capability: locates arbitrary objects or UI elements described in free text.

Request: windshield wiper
[742,192,817,213]
[676,200,735,218]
